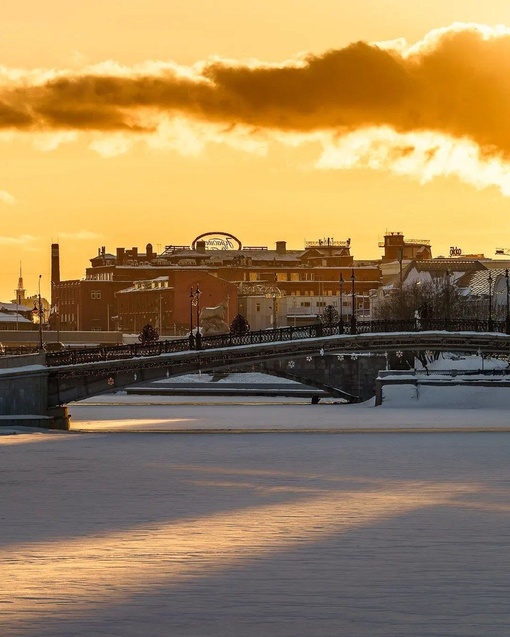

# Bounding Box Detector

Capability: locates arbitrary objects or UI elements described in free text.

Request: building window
[300,301,311,307]
[256,303,261,312]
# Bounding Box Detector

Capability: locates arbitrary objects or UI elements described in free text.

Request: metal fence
[44,318,508,367]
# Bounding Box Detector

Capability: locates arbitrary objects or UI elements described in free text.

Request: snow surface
[2,363,510,636]
[154,372,298,384]
[416,353,509,372]
[68,377,510,431]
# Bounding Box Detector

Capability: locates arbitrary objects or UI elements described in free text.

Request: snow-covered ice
[2,368,510,636]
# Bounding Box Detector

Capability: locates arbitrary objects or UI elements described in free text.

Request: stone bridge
[2,327,510,429]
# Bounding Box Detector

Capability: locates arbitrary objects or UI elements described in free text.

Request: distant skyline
[3,1,510,299]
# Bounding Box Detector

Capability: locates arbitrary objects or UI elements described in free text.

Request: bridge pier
[46,406,71,430]
[0,360,69,430]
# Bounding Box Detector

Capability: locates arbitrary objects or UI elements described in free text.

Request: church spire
[15,262,26,305]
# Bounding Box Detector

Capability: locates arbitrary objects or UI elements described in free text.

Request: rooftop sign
[192,232,242,251]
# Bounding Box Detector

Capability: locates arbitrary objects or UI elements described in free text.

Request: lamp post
[338,273,344,334]
[445,269,450,329]
[488,271,494,332]
[34,274,44,351]
[350,268,356,335]
[506,269,510,334]
[195,285,202,349]
[189,286,195,349]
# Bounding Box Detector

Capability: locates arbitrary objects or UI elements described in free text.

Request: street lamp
[445,269,450,329]
[272,289,277,330]
[33,274,44,351]
[339,273,344,334]
[195,285,202,349]
[189,285,202,349]
[189,286,195,349]
[488,271,494,332]
[506,269,510,334]
[350,268,356,335]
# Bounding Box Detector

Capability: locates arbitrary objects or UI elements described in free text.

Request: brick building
[51,234,405,332]
[379,232,432,262]
[54,279,128,331]
[115,272,237,335]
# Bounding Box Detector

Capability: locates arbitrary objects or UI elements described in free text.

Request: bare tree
[376,279,474,321]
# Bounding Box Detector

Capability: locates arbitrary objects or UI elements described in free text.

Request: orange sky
[3,0,510,300]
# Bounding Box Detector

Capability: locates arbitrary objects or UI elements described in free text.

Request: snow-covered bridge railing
[45,318,509,367]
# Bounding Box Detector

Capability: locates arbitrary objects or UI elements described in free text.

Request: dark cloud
[1,25,510,155]
[0,100,33,127]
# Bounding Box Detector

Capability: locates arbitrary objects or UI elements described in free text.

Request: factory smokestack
[51,243,60,286]
[51,243,60,311]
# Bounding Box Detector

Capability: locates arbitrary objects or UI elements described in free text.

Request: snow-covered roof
[0,302,34,313]
[414,260,485,274]
[467,269,510,296]
[0,312,32,323]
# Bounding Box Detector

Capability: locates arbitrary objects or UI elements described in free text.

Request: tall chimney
[276,241,287,255]
[51,243,60,286]
[51,243,60,311]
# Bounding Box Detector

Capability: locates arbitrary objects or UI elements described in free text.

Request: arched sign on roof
[191,232,242,251]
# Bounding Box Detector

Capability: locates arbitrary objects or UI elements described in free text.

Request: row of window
[248,273,328,282]
[297,300,350,308]
[254,300,353,312]
[247,272,371,283]
[289,290,335,296]
[86,273,113,281]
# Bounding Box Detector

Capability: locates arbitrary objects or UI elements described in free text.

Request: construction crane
[495,248,510,256]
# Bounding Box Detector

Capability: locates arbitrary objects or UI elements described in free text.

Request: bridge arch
[46,331,510,407]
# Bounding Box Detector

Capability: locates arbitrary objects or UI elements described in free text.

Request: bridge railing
[45,337,192,367]
[44,318,509,367]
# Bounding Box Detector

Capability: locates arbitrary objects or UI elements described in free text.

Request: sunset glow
[3,1,510,298]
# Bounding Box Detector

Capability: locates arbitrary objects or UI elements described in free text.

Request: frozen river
[2,396,510,636]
